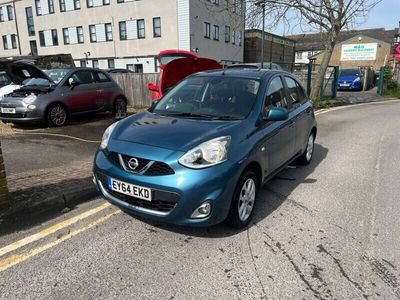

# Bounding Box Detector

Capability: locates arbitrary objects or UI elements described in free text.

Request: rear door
[93,71,115,110]
[61,70,97,113]
[262,76,295,174]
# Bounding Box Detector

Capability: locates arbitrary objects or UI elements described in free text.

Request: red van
[148,50,221,100]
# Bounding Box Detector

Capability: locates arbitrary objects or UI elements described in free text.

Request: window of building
[224,26,230,43]
[87,0,93,7]
[38,29,58,46]
[30,40,38,55]
[60,0,66,11]
[137,19,145,39]
[232,29,236,44]
[119,21,127,40]
[204,22,210,39]
[35,0,42,16]
[25,7,35,36]
[153,17,161,38]
[238,30,242,46]
[134,64,143,73]
[77,26,84,43]
[0,7,3,22]
[48,0,55,13]
[87,0,109,7]
[213,25,219,41]
[92,60,99,68]
[52,29,58,45]
[80,60,86,67]
[89,25,96,42]
[126,64,133,71]
[75,0,80,9]
[63,28,70,44]
[212,0,219,4]
[2,34,17,49]
[105,23,113,41]
[108,59,115,69]
[296,52,302,59]
[60,0,80,11]
[7,5,13,20]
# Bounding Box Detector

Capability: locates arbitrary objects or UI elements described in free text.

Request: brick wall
[0,140,10,211]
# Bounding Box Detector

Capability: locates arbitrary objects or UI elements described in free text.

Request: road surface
[1,100,400,299]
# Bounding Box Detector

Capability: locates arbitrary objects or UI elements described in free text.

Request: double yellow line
[0,202,121,272]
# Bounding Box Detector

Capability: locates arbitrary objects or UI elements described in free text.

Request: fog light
[27,104,36,110]
[190,201,212,219]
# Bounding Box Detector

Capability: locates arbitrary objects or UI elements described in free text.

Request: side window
[264,77,287,109]
[67,70,94,85]
[284,76,306,106]
[95,71,111,83]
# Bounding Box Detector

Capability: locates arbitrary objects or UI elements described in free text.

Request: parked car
[337,68,364,91]
[106,68,135,74]
[93,69,317,228]
[227,62,285,71]
[0,64,128,126]
[148,49,221,100]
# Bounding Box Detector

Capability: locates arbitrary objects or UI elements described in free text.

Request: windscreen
[45,69,69,84]
[340,69,360,77]
[154,76,260,120]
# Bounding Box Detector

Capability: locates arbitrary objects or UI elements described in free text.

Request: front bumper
[93,140,241,226]
[337,81,362,90]
[0,104,43,123]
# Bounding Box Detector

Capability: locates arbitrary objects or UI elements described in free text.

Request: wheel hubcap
[306,134,314,161]
[238,178,256,222]
[50,106,66,126]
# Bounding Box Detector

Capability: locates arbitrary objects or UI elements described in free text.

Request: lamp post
[255,1,266,68]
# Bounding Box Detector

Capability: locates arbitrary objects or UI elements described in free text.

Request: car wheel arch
[45,102,70,118]
[241,161,263,188]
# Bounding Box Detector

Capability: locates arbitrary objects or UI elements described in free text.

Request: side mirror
[264,107,288,121]
[148,82,159,92]
[69,78,80,90]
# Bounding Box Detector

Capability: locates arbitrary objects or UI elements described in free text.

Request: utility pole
[255,1,265,68]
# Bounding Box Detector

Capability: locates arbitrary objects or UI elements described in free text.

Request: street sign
[393,42,400,59]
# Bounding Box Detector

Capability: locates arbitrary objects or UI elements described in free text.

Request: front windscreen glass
[153,76,260,120]
[340,69,360,77]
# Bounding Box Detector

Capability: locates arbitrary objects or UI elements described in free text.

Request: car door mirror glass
[265,107,288,121]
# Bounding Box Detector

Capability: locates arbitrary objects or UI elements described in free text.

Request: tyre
[226,171,259,229]
[47,104,68,127]
[297,132,315,165]
[113,98,127,120]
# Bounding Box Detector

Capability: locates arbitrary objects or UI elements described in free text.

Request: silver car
[0,62,128,126]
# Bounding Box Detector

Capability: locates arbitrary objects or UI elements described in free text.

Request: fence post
[0,140,10,212]
[307,61,312,97]
[332,66,339,99]
[377,67,385,95]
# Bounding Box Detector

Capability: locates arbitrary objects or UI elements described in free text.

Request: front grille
[96,172,179,213]
[107,151,174,176]
[0,113,26,118]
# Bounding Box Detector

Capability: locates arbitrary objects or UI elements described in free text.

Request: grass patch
[384,86,400,98]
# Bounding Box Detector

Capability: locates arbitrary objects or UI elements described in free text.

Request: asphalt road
[1,100,400,300]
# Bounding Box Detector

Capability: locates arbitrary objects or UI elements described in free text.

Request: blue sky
[272,0,399,35]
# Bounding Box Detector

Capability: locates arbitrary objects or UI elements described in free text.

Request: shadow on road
[136,143,329,237]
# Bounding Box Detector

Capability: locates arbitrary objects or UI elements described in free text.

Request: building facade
[0,0,244,72]
[244,29,295,67]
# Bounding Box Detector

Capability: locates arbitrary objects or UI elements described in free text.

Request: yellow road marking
[0,210,121,273]
[15,132,101,143]
[0,203,111,258]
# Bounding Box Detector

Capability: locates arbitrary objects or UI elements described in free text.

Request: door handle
[288,120,294,128]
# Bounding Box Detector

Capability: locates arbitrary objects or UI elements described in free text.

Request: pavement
[0,113,114,220]
[1,99,400,299]
[336,87,395,104]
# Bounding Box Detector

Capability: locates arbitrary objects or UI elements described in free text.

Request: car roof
[192,69,292,80]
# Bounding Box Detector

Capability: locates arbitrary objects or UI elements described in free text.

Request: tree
[246,0,382,100]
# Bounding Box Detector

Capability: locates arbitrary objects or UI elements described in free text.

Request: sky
[272,0,400,35]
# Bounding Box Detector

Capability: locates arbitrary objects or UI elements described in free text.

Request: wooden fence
[110,73,160,107]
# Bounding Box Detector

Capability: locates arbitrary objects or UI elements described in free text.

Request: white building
[0,0,245,72]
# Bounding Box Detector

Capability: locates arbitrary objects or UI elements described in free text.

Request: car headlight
[353,77,360,83]
[23,94,37,104]
[100,122,118,149]
[178,136,231,169]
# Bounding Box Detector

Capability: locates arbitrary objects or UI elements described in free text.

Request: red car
[148,50,221,100]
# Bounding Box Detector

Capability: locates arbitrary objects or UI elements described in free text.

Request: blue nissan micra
[93,69,317,228]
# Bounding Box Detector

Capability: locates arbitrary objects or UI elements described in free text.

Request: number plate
[108,177,152,201]
[340,84,350,87]
[1,107,16,114]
